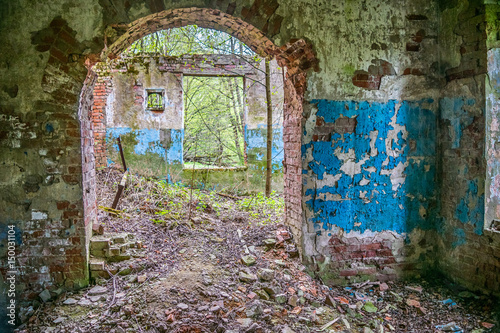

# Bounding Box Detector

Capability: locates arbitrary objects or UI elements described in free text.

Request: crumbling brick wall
[436,0,500,294]
[92,74,113,168]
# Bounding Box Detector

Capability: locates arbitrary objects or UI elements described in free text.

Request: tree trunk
[265,58,273,197]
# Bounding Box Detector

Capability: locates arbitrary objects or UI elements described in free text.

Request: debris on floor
[17,168,499,332]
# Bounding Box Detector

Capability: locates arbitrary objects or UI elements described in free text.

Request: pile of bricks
[89,232,145,280]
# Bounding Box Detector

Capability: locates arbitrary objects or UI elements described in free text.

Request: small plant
[236,191,284,225]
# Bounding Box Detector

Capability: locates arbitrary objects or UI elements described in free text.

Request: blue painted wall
[107,127,183,164]
[303,99,438,234]
[245,125,284,171]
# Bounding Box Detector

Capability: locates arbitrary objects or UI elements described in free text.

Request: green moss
[342,64,356,76]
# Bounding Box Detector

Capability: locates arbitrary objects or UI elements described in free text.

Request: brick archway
[82,8,318,252]
[2,5,317,312]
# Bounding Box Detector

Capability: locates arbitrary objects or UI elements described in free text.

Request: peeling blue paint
[106,127,183,163]
[455,179,484,235]
[439,97,475,149]
[246,125,284,171]
[303,99,438,233]
[167,129,184,163]
[452,228,466,248]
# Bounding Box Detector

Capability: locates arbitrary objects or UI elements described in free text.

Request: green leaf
[363,302,378,313]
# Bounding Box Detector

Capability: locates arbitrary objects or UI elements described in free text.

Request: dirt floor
[17,168,500,333]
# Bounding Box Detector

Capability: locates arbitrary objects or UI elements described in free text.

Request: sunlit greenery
[123,25,255,57]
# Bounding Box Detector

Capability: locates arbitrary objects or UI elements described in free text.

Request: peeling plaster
[303,99,437,234]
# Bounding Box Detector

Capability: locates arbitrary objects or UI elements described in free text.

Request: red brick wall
[91,74,112,168]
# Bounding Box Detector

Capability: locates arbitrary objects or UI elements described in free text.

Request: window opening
[146,89,165,111]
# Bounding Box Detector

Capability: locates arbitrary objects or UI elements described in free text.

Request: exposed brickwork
[0,16,94,310]
[352,59,395,90]
[445,0,487,82]
[91,73,112,168]
[327,235,398,283]
[105,8,279,59]
[311,115,357,142]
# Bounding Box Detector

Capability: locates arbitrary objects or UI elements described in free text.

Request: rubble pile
[17,168,499,333]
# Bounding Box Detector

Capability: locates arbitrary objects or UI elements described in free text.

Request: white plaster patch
[336,148,369,177]
[32,210,47,220]
[369,130,379,156]
[316,173,342,189]
[364,166,377,173]
[106,90,115,127]
[359,177,370,186]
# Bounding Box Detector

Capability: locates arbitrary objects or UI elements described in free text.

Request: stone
[88,286,107,296]
[282,326,296,333]
[89,295,106,302]
[53,317,66,324]
[236,318,253,328]
[177,303,189,310]
[380,283,389,291]
[274,260,286,267]
[39,289,52,303]
[255,289,270,301]
[209,305,221,312]
[241,255,257,266]
[257,268,274,281]
[106,247,121,257]
[263,239,277,248]
[263,285,280,297]
[202,275,213,286]
[90,238,111,251]
[52,288,64,297]
[283,274,292,282]
[137,275,147,283]
[239,271,257,282]
[78,298,92,306]
[89,259,105,271]
[275,294,287,304]
[63,298,78,305]
[245,301,263,318]
[288,295,299,307]
[111,233,129,244]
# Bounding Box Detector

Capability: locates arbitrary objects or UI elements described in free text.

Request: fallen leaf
[482,322,495,329]
[336,297,349,305]
[405,285,423,293]
[406,299,421,307]
[363,302,378,313]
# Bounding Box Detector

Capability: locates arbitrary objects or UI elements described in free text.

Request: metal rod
[117,136,127,172]
[111,171,127,209]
